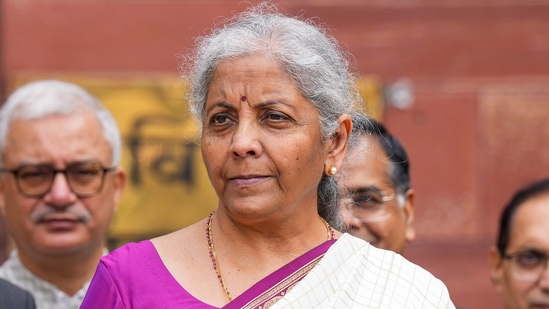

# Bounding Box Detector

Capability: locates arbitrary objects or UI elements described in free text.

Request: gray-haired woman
[82,3,455,308]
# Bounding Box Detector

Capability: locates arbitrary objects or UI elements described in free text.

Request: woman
[81,3,455,308]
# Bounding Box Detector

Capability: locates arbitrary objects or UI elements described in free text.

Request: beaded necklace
[206,211,334,302]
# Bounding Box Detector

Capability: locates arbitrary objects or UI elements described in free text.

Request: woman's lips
[230,175,269,186]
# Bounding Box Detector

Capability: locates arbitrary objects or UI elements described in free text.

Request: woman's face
[201,54,334,222]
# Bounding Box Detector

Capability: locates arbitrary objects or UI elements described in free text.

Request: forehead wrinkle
[255,100,295,112]
[4,115,111,168]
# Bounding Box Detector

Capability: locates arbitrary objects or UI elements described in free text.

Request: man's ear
[489,245,504,290]
[111,167,127,212]
[325,114,352,172]
[403,189,416,243]
[0,178,6,216]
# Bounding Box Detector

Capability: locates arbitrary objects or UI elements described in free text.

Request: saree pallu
[224,240,335,309]
[271,233,456,309]
[80,234,455,308]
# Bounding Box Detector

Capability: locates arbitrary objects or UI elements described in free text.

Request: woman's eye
[210,114,230,125]
[265,112,289,122]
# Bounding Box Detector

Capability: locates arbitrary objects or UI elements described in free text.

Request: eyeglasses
[0,162,115,198]
[504,250,549,281]
[349,187,396,222]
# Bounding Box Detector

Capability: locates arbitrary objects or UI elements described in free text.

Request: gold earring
[329,166,337,175]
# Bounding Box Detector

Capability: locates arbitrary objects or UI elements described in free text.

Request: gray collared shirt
[0,250,105,309]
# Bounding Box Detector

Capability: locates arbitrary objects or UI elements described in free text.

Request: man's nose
[340,197,360,231]
[43,172,78,206]
[538,261,549,291]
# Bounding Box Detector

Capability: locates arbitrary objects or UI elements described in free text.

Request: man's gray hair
[0,80,122,167]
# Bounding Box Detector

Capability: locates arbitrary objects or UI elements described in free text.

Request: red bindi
[241,95,247,101]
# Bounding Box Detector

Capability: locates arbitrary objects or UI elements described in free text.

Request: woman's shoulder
[334,234,450,291]
[103,223,201,270]
[85,238,200,308]
[151,220,205,258]
[321,234,455,307]
[101,240,158,270]
[99,239,180,286]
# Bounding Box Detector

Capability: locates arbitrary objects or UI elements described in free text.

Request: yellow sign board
[83,79,218,248]
[6,75,383,249]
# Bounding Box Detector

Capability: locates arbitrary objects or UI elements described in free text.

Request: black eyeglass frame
[503,250,549,281]
[348,187,397,222]
[0,162,116,198]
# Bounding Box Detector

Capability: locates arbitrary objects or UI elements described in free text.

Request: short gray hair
[179,2,361,230]
[0,80,122,167]
[180,2,359,137]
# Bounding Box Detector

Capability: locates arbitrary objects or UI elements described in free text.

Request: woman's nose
[229,121,262,159]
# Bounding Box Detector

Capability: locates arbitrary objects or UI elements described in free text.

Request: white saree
[271,233,455,309]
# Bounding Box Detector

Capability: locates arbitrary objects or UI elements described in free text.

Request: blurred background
[1,0,549,308]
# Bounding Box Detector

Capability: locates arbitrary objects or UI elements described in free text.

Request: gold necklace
[321,217,336,240]
[206,211,335,302]
[206,211,232,301]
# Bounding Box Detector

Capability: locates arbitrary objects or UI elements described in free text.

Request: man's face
[0,113,125,258]
[339,135,415,254]
[490,193,549,309]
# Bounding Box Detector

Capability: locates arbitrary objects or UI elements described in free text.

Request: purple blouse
[80,239,335,308]
[80,241,218,308]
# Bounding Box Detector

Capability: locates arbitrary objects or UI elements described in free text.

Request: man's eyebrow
[351,186,383,194]
[516,247,548,255]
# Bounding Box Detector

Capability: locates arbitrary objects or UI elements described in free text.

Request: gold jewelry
[206,211,335,302]
[329,166,337,175]
[321,217,335,240]
[206,211,232,301]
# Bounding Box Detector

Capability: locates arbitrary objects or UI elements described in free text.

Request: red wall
[3,1,549,308]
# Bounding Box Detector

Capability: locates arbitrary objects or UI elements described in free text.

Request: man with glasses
[0,80,126,309]
[490,178,549,309]
[338,113,415,254]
